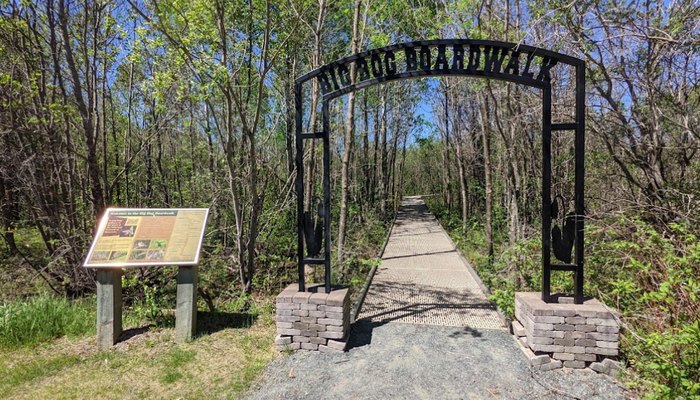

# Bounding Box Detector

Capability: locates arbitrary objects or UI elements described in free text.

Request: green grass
[0,295,95,349]
[160,347,196,383]
[0,296,277,399]
[227,332,275,393]
[0,354,82,393]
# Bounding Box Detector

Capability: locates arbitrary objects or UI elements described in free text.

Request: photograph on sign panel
[150,240,168,250]
[109,251,127,261]
[119,226,136,237]
[133,240,150,249]
[146,250,165,260]
[129,250,147,260]
[91,251,111,261]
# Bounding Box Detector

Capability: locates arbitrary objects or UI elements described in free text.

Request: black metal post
[295,82,305,292]
[574,64,586,304]
[322,101,332,293]
[542,85,552,303]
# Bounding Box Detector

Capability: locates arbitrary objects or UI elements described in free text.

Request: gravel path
[245,196,630,399]
[246,321,628,400]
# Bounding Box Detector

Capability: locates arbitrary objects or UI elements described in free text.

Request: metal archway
[295,39,586,304]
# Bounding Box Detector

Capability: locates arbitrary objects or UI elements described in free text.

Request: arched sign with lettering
[294,39,586,304]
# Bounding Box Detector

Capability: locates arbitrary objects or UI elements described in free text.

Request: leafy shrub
[586,217,700,398]
[0,295,95,348]
[131,283,174,327]
[121,271,176,327]
[428,197,700,398]
[489,287,515,317]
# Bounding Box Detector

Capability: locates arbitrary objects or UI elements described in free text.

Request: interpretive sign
[87,208,209,348]
[84,208,209,267]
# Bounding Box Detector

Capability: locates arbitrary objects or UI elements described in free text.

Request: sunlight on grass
[1,307,276,400]
[0,354,82,394]
[160,347,196,384]
[227,332,275,394]
[0,295,95,349]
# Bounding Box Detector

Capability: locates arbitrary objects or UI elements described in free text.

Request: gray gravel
[245,321,630,400]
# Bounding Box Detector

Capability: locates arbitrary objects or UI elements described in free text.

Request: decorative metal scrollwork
[303,197,324,257]
[551,195,576,264]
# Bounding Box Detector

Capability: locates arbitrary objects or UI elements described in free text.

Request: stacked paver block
[513,292,621,376]
[274,284,351,352]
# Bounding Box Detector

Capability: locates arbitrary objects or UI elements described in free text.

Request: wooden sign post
[175,266,198,342]
[96,269,122,349]
[84,208,209,349]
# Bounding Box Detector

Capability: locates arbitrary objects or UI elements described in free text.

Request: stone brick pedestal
[513,292,621,376]
[274,284,351,352]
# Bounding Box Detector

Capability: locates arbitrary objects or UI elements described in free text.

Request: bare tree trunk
[337,0,362,267]
[360,93,370,221]
[125,62,134,206]
[487,83,524,245]
[441,81,452,210]
[454,104,468,231]
[370,97,379,207]
[397,130,408,205]
[378,89,388,216]
[0,175,19,255]
[389,129,398,210]
[284,53,296,175]
[58,0,105,216]
[478,94,494,261]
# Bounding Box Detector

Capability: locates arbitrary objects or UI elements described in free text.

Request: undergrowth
[426,199,700,399]
[0,295,95,349]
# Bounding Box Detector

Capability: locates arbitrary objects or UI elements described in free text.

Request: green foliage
[225,292,256,314]
[489,286,515,317]
[121,273,176,328]
[133,284,173,327]
[0,229,55,302]
[586,217,700,399]
[344,256,381,293]
[0,353,82,393]
[630,322,700,398]
[160,347,196,384]
[251,208,297,295]
[429,196,699,398]
[0,295,95,349]
[334,205,391,300]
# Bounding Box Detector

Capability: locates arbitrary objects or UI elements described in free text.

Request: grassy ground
[0,304,276,400]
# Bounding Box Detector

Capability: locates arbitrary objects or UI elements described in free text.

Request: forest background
[0,0,698,398]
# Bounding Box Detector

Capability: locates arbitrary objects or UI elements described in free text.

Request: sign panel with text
[84,208,209,267]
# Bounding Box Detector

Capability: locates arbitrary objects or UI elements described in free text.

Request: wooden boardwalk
[358,196,506,330]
